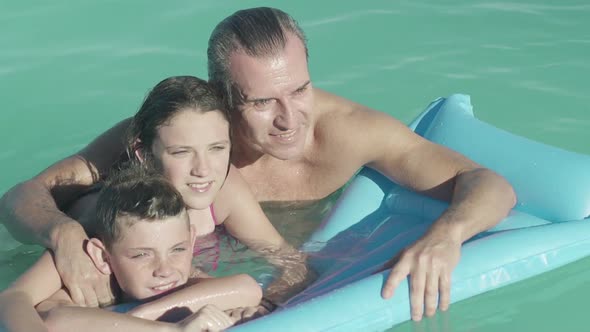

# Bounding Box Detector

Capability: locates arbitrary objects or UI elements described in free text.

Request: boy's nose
[153,258,174,278]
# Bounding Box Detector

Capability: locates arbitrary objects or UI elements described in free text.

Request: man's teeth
[277,131,296,138]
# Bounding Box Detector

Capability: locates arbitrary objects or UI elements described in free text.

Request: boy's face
[105,212,194,301]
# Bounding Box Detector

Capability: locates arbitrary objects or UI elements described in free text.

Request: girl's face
[150,109,230,210]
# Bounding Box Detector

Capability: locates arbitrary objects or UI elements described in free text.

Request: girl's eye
[173,247,187,253]
[211,145,226,151]
[171,150,188,156]
[131,252,148,259]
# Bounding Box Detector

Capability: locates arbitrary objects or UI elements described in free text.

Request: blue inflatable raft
[231,94,590,331]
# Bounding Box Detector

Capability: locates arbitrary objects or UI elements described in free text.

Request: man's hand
[381,232,461,321]
[53,224,114,307]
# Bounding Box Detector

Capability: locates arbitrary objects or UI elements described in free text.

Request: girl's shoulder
[212,165,254,221]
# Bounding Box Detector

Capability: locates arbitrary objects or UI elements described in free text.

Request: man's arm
[0,118,132,307]
[331,95,516,320]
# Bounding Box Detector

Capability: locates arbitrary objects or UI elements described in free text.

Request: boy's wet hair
[95,163,186,247]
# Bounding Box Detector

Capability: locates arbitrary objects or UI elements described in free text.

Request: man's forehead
[228,41,309,98]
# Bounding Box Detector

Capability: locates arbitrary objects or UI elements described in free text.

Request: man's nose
[274,99,297,130]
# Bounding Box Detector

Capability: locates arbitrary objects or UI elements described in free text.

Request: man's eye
[171,150,188,155]
[294,86,307,95]
[253,99,272,109]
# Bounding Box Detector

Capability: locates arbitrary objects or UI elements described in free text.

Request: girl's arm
[127,274,262,321]
[215,166,315,303]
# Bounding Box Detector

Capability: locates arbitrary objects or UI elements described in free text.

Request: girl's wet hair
[126,75,229,163]
[95,163,186,247]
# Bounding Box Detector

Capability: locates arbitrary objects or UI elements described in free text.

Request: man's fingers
[68,286,86,307]
[95,283,115,307]
[409,264,426,321]
[424,270,440,317]
[438,271,451,311]
[80,286,99,308]
[381,263,409,299]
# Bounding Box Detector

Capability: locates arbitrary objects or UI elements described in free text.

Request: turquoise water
[1,1,589,331]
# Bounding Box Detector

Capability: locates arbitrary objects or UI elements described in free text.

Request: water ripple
[516,80,588,99]
[470,3,590,15]
[302,9,401,28]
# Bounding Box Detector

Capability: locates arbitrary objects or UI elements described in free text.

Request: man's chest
[239,162,356,202]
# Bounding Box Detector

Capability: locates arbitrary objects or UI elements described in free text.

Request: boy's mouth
[150,281,178,294]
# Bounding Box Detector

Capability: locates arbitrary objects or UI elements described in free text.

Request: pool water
[1,1,589,331]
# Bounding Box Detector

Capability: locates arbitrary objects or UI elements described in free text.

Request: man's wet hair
[95,163,186,247]
[207,7,308,108]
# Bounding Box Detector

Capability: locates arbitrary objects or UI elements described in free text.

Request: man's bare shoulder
[313,87,410,145]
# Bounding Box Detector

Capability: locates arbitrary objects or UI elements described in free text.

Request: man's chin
[268,147,305,161]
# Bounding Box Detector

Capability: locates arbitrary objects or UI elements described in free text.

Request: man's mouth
[271,129,298,142]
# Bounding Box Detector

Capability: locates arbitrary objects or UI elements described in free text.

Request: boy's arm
[0,251,63,332]
[0,291,48,332]
[128,274,262,321]
[38,298,235,332]
[38,293,176,332]
[4,251,64,305]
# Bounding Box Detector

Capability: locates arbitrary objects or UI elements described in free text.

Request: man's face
[106,213,193,301]
[229,34,314,161]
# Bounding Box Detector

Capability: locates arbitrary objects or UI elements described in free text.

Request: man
[0,7,515,321]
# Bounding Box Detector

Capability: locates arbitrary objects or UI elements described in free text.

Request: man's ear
[86,238,113,275]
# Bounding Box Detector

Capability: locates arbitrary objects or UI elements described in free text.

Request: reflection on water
[261,187,344,247]
[1,0,589,330]
[194,187,345,285]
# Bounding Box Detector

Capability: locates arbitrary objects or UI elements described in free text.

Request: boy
[0,165,262,332]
